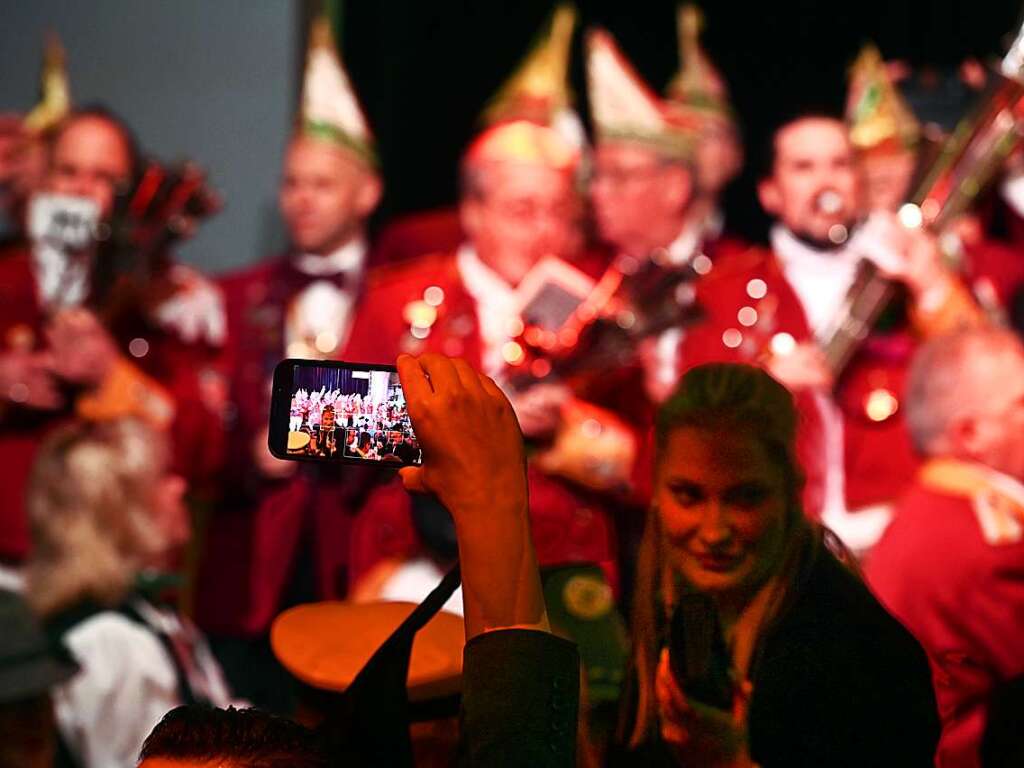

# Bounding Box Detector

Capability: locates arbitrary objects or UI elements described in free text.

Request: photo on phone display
[269,360,422,465]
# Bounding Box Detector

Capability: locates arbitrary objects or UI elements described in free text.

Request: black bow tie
[278,257,355,297]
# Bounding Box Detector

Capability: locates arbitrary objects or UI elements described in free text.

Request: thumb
[399,466,429,495]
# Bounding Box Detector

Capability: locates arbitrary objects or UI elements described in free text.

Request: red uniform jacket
[371,207,463,268]
[867,470,1024,768]
[343,251,619,589]
[0,243,222,561]
[194,256,381,637]
[680,245,921,514]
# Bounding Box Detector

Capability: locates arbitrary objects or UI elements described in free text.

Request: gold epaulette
[919,458,1024,545]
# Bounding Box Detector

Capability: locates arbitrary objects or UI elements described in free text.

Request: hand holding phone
[395,353,545,639]
[268,360,422,466]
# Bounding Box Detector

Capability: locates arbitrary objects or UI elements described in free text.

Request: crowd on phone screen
[3,6,1024,768]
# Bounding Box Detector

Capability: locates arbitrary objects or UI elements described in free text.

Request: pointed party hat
[24,32,71,135]
[586,28,697,159]
[845,43,921,152]
[664,5,735,130]
[299,14,377,167]
[483,4,577,127]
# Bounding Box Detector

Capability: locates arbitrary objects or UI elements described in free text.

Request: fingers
[396,354,433,422]
[414,353,462,401]
[479,374,523,432]
[656,648,692,718]
[399,466,428,494]
[450,357,487,398]
[657,649,693,747]
[733,679,754,722]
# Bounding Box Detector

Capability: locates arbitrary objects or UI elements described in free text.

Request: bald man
[193,132,388,720]
[0,107,224,566]
[342,120,620,613]
[868,329,1024,768]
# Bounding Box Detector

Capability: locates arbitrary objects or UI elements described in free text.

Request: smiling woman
[611,363,941,767]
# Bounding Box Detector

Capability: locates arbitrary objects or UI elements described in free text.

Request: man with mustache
[679,113,983,553]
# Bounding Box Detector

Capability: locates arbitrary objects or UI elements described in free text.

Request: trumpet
[821,19,1024,375]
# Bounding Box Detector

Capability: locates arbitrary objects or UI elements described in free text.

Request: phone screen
[269,360,422,465]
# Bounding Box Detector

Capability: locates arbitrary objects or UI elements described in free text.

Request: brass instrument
[822,19,1024,375]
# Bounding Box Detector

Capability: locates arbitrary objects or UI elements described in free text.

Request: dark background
[338,0,1024,243]
[2,1,1022,271]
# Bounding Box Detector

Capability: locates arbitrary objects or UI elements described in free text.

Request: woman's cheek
[657,501,700,542]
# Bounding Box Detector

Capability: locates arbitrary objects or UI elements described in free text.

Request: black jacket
[613,549,940,767]
[324,566,580,767]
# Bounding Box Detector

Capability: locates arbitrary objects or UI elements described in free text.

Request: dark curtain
[318,0,1022,244]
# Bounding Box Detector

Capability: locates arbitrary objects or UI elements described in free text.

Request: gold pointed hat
[586,28,697,159]
[665,5,735,130]
[299,15,377,167]
[845,43,921,152]
[483,4,577,127]
[23,32,71,135]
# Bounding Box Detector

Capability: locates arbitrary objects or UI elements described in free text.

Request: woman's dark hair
[627,363,822,747]
[139,705,328,768]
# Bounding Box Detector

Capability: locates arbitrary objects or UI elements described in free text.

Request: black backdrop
[323,0,1023,243]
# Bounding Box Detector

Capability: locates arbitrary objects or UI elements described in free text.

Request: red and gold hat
[23,32,71,136]
[298,15,376,168]
[664,5,735,133]
[586,28,698,160]
[483,4,577,129]
[463,118,580,173]
[845,43,921,153]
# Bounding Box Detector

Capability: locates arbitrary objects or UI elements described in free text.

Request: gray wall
[0,1,298,273]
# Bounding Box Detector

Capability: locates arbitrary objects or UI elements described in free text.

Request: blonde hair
[24,419,170,618]
[625,363,824,747]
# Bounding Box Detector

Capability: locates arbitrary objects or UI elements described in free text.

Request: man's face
[278,136,381,256]
[47,115,133,220]
[758,118,860,241]
[461,161,580,283]
[589,143,691,256]
[859,148,917,213]
[692,125,743,200]
[957,345,1024,481]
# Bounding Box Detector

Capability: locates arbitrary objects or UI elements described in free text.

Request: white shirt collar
[664,222,702,266]
[455,243,517,309]
[294,236,367,277]
[456,243,519,377]
[770,224,862,339]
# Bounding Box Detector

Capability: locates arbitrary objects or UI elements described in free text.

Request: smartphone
[268,359,422,466]
[668,593,734,710]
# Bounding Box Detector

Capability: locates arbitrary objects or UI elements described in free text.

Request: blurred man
[679,113,983,553]
[845,43,922,214]
[0,104,222,567]
[0,35,67,246]
[586,27,745,402]
[194,18,383,708]
[868,329,1024,768]
[847,44,1024,326]
[663,4,744,244]
[343,118,619,615]
[372,4,581,268]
